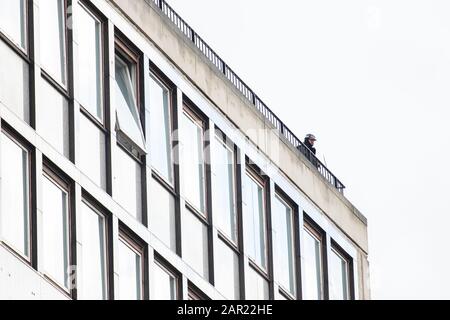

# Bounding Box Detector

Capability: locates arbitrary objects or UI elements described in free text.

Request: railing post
[158,0,163,10]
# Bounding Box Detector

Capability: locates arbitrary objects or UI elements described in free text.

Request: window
[182,209,209,280]
[152,260,178,300]
[80,201,108,300]
[0,130,31,259]
[149,177,176,251]
[0,0,27,50]
[114,45,145,153]
[243,171,267,271]
[273,194,296,296]
[39,0,67,86]
[302,223,324,300]
[114,146,142,221]
[329,246,352,300]
[0,39,29,123]
[212,132,237,243]
[188,285,208,300]
[181,109,206,215]
[117,232,144,300]
[41,170,70,291]
[214,239,240,300]
[245,266,269,300]
[37,79,70,158]
[148,74,173,183]
[77,3,103,121]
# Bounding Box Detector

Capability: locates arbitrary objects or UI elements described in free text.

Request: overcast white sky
[166,0,450,299]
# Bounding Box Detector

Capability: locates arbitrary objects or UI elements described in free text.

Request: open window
[114,38,146,156]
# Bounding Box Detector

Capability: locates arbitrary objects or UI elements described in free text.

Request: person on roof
[303,133,317,155]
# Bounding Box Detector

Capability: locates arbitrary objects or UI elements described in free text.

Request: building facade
[0,0,370,300]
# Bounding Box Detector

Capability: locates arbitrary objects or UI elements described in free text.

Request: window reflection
[117,237,142,300]
[0,131,30,259]
[80,201,107,300]
[214,239,239,300]
[42,174,70,290]
[302,225,324,300]
[0,0,27,49]
[329,247,351,300]
[152,261,178,300]
[245,266,269,300]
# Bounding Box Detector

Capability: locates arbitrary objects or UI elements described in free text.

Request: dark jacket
[303,139,316,155]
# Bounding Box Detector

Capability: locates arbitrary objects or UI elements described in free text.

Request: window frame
[77,0,107,129]
[0,0,29,53]
[329,240,354,300]
[153,253,181,300]
[148,68,176,186]
[213,128,239,248]
[118,225,147,300]
[273,191,297,299]
[39,0,69,90]
[80,195,111,300]
[114,33,146,156]
[187,282,209,300]
[41,162,73,297]
[303,216,327,300]
[0,126,33,265]
[181,103,208,219]
[244,165,269,276]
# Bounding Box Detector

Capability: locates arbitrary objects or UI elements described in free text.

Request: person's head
[305,133,317,146]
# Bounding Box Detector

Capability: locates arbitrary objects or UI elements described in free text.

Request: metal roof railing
[151,0,345,193]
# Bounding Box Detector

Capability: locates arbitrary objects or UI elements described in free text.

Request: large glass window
[273,194,296,296]
[0,131,30,259]
[329,246,352,300]
[0,0,27,50]
[302,224,324,300]
[80,201,107,300]
[212,133,237,243]
[243,172,267,270]
[245,267,269,300]
[115,51,145,152]
[117,235,143,300]
[77,3,103,121]
[148,74,173,183]
[182,210,209,280]
[152,260,178,300]
[0,40,29,123]
[181,110,205,214]
[149,178,176,251]
[214,239,240,300]
[42,172,70,290]
[114,146,142,221]
[37,80,70,157]
[39,0,67,85]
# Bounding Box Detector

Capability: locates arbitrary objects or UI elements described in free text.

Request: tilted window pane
[149,179,176,251]
[243,174,267,270]
[39,0,66,85]
[37,80,70,158]
[329,248,351,300]
[212,137,237,243]
[152,263,177,300]
[80,202,107,300]
[79,115,107,189]
[148,75,173,183]
[114,146,142,221]
[181,113,205,214]
[182,211,208,280]
[0,0,26,49]
[0,40,29,123]
[118,239,142,300]
[215,239,240,300]
[77,4,102,120]
[42,175,70,289]
[303,228,323,300]
[115,56,145,151]
[0,133,30,258]
[245,267,269,300]
[273,195,296,295]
